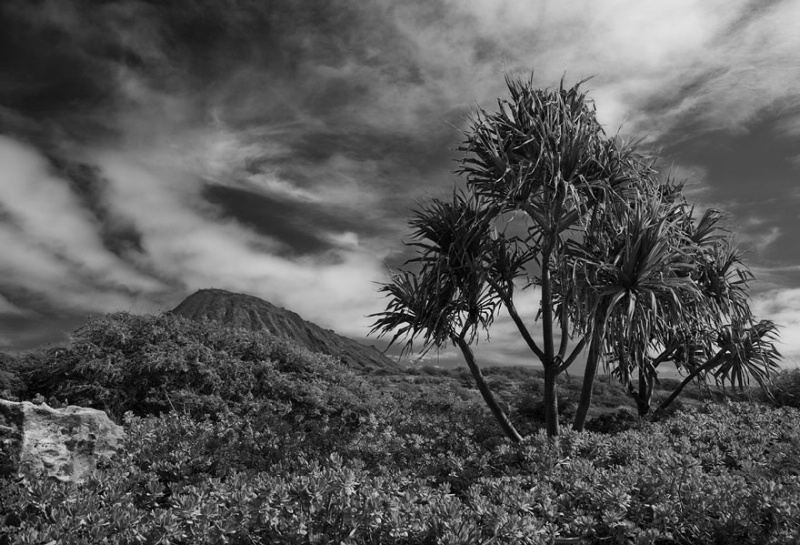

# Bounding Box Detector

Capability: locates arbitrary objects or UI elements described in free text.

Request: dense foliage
[767,368,800,409]
[14,312,382,424]
[2,313,800,544]
[0,352,23,399]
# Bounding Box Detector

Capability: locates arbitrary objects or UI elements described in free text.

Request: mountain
[171,289,400,372]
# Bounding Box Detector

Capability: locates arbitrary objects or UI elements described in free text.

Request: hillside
[171,288,400,372]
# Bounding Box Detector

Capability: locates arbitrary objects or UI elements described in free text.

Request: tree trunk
[454,337,523,443]
[635,365,654,417]
[540,259,555,360]
[656,351,725,414]
[655,370,698,415]
[540,255,560,437]
[572,320,604,432]
[543,364,560,437]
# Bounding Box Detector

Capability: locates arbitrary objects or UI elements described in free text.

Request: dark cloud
[0,3,112,112]
[1,1,404,135]
[203,184,347,256]
[0,285,98,352]
[285,125,459,172]
[47,156,145,258]
[0,1,131,142]
[1,0,461,222]
[0,313,83,353]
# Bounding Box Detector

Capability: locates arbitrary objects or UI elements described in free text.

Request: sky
[1,0,799,372]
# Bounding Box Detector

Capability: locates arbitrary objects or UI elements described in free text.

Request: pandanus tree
[606,205,723,416]
[463,76,660,437]
[372,74,778,438]
[373,75,660,437]
[652,213,782,412]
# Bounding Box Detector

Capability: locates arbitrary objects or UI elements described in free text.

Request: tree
[372,74,777,437]
[373,75,658,437]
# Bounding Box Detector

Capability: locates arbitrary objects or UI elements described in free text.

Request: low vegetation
[2,313,800,544]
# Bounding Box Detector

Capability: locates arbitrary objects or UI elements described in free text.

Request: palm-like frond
[655,319,782,414]
[712,320,782,390]
[567,186,700,342]
[659,215,757,374]
[457,76,652,246]
[370,193,503,353]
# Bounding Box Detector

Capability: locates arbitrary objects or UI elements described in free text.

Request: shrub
[584,407,641,434]
[516,394,575,427]
[4,402,800,545]
[767,368,800,409]
[17,313,383,422]
[0,352,24,400]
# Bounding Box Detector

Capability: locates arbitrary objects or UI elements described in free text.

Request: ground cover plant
[2,313,800,544]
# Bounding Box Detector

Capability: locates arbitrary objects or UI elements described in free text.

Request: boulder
[0,399,124,482]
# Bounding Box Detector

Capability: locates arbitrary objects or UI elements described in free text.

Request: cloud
[737,218,783,256]
[0,136,168,313]
[631,1,800,139]
[91,151,390,339]
[435,0,741,128]
[6,0,798,148]
[776,109,800,140]
[0,294,28,317]
[752,288,800,360]
[433,0,800,143]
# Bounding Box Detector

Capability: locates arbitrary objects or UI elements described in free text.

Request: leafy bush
[584,407,641,434]
[767,368,800,409]
[0,352,23,400]
[3,402,800,545]
[5,313,800,544]
[16,313,383,423]
[516,395,576,427]
[482,366,542,382]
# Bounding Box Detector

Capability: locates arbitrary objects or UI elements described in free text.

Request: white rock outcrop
[0,399,124,482]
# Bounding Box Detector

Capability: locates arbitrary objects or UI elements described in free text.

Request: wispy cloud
[0,137,167,312]
[90,151,389,338]
[738,217,783,256]
[752,288,800,359]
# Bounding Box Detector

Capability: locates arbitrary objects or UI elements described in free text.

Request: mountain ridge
[171,288,400,372]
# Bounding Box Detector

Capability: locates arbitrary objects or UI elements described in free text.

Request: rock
[0,399,124,482]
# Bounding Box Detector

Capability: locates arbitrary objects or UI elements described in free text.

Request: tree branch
[557,304,570,361]
[656,349,727,414]
[453,335,523,443]
[540,255,555,365]
[557,335,587,374]
[489,278,547,361]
